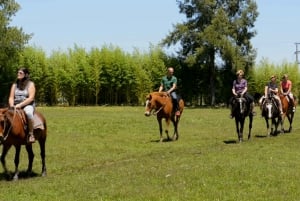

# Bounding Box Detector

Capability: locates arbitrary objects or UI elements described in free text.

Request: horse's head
[144,92,168,116]
[233,97,247,116]
[262,98,277,118]
[0,108,8,144]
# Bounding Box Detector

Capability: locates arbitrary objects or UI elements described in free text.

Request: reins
[152,103,166,115]
[2,107,17,141]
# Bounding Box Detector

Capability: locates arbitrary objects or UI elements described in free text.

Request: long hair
[16,67,30,90]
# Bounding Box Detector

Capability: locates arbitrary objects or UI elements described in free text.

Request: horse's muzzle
[144,111,151,117]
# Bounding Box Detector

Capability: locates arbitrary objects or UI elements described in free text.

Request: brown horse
[279,93,296,133]
[0,108,47,180]
[144,92,184,142]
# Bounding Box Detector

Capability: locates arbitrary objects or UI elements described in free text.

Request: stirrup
[28,134,35,143]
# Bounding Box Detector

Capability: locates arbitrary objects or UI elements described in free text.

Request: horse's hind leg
[172,118,179,141]
[39,139,47,176]
[164,119,171,141]
[25,144,34,176]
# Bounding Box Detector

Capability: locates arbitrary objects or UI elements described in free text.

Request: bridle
[0,108,17,142]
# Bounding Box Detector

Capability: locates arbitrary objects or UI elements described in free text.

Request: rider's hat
[270,75,276,79]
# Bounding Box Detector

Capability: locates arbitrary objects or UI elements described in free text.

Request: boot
[27,119,35,143]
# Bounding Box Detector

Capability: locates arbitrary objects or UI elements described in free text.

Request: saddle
[15,109,44,130]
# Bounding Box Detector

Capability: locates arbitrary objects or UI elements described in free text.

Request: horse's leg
[13,145,21,180]
[287,113,294,132]
[265,118,270,137]
[279,115,284,134]
[235,118,242,142]
[38,138,47,176]
[0,144,12,176]
[157,117,163,142]
[248,115,253,140]
[165,119,171,141]
[172,117,179,141]
[25,144,34,176]
[239,118,245,142]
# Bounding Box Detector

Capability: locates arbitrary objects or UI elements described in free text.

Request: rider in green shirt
[159,67,180,116]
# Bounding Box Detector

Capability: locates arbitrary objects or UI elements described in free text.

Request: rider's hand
[15,104,22,109]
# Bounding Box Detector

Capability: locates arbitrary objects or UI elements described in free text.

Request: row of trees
[1,0,299,107]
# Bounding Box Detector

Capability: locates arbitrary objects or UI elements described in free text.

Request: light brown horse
[279,93,296,133]
[0,108,47,180]
[144,92,184,142]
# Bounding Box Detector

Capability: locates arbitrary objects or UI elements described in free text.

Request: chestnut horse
[144,92,184,142]
[279,93,296,133]
[0,108,47,180]
[231,96,253,142]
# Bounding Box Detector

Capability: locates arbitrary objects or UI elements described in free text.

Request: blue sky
[11,0,300,64]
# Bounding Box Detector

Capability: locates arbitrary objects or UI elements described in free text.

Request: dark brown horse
[279,93,296,133]
[261,95,283,136]
[0,108,47,180]
[144,92,184,142]
[231,96,253,142]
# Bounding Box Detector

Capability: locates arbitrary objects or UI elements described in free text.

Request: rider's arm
[158,85,163,92]
[167,83,176,94]
[279,81,284,94]
[8,84,16,107]
[241,86,247,96]
[264,85,269,97]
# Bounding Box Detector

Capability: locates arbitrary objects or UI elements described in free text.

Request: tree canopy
[162,0,258,105]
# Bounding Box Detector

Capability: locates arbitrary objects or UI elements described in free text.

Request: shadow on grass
[0,171,39,181]
[150,138,176,143]
[223,140,237,144]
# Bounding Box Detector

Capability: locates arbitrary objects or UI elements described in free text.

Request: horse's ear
[146,94,152,100]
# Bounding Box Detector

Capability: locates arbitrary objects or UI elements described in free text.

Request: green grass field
[0,106,300,201]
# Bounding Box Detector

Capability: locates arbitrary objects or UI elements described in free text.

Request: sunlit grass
[0,106,299,201]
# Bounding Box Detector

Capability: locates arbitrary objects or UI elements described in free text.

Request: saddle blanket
[33,113,44,130]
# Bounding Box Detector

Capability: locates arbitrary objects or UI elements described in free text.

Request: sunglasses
[18,71,24,75]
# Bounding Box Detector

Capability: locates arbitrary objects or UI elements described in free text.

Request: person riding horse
[8,67,36,143]
[159,67,180,116]
[229,69,255,118]
[280,74,296,112]
[259,75,283,115]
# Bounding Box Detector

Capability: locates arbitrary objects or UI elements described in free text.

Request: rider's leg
[171,92,180,116]
[23,105,35,143]
[275,96,283,114]
[289,93,296,111]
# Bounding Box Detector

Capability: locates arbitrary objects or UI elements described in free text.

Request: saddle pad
[33,114,44,130]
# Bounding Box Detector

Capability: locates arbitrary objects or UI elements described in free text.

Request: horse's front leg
[248,115,253,140]
[157,118,163,142]
[13,145,21,180]
[0,144,12,177]
[265,118,270,137]
[235,118,242,142]
[25,144,34,176]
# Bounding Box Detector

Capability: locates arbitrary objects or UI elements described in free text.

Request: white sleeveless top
[14,81,33,105]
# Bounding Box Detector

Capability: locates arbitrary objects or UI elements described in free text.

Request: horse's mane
[149,92,169,98]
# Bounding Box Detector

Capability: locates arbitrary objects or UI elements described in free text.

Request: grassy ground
[0,106,299,201]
